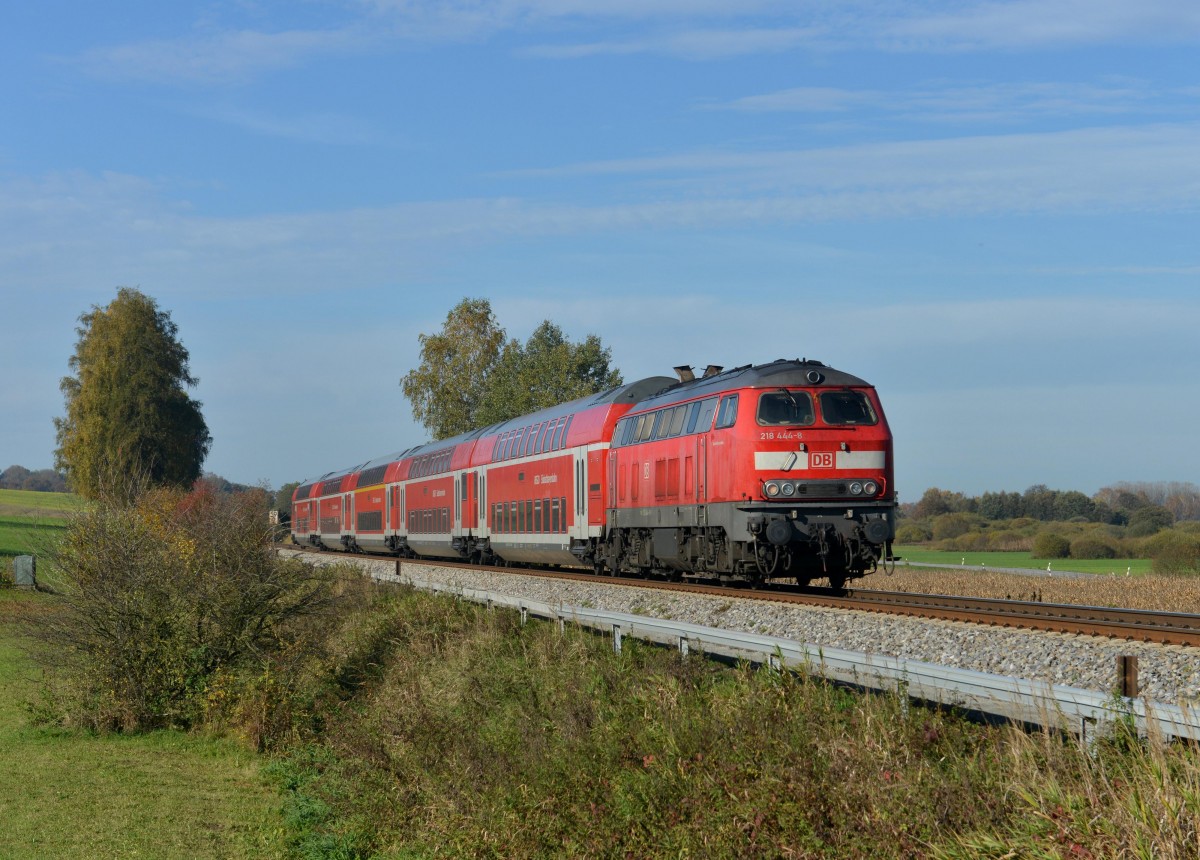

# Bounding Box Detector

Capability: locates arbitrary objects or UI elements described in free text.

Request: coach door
[343,493,352,532]
[572,449,587,537]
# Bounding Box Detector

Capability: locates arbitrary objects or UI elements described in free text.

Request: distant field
[0,490,76,564]
[893,546,1153,575]
[0,488,79,518]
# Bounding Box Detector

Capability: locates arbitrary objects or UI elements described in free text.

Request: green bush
[1069,536,1116,560]
[1145,532,1200,576]
[895,523,931,543]
[1032,532,1070,559]
[931,512,983,541]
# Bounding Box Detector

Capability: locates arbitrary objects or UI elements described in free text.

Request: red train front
[602,359,895,587]
[292,357,895,589]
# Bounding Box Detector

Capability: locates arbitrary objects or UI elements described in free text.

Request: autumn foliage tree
[54,288,211,500]
[401,298,622,439]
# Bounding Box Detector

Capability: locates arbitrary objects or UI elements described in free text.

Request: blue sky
[2,0,1198,500]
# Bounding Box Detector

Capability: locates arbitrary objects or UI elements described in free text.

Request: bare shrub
[30,482,334,731]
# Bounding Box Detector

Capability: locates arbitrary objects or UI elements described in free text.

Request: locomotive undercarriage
[596,502,894,587]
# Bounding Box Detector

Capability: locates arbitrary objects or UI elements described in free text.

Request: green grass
[893,546,1153,574]
[0,590,288,859]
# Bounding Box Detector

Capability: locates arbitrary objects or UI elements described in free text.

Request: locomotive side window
[819,390,878,426]
[714,394,739,429]
[651,410,669,439]
[757,391,815,426]
[689,397,718,433]
[667,405,687,437]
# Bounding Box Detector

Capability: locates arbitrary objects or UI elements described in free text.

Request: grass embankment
[258,581,1200,859]
[894,546,1152,574]
[0,590,287,859]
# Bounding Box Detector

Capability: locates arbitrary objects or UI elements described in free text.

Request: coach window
[612,418,628,448]
[715,394,739,429]
[557,416,573,450]
[550,498,561,532]
[636,413,655,442]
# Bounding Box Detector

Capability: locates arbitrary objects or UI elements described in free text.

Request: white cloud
[70,0,1200,87]
[886,0,1200,50]
[76,27,368,85]
[713,80,1193,124]
[3,124,1200,299]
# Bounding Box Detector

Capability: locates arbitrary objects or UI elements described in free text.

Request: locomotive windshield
[819,390,878,425]
[757,391,815,426]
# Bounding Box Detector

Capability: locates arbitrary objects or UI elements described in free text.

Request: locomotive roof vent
[674,365,695,382]
[703,364,724,378]
[806,369,824,384]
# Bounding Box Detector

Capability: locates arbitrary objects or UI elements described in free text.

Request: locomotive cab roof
[631,358,873,410]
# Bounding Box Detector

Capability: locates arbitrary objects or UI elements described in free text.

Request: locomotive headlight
[864,480,879,496]
[780,482,796,497]
[849,481,864,496]
[765,481,781,497]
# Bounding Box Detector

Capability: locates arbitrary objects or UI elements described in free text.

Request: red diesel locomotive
[292,358,895,587]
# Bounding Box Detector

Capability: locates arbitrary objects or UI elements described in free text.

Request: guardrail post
[679,636,689,657]
[557,615,565,635]
[1117,655,1138,698]
[613,625,623,655]
[520,606,528,626]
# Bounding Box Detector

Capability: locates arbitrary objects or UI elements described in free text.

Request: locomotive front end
[741,372,895,587]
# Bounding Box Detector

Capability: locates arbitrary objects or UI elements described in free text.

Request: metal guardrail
[350,556,1200,743]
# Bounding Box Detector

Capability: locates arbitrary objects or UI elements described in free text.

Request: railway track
[294,548,1200,647]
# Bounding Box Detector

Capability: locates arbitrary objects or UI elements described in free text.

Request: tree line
[0,466,69,493]
[905,482,1198,528]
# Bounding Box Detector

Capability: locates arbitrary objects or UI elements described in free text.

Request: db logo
[811,452,835,469]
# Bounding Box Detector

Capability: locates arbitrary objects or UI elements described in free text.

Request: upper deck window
[756,391,815,426]
[819,390,878,426]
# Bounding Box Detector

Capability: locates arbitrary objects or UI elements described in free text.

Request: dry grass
[864,566,1200,613]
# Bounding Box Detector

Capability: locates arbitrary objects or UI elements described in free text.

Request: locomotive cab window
[819,390,878,426]
[714,394,739,429]
[757,391,815,426]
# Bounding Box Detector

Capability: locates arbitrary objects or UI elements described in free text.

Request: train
[291,358,896,588]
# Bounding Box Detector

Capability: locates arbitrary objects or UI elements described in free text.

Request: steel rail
[291,548,1200,646]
